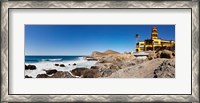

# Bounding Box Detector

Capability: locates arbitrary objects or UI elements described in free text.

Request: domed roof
[152,26,157,30]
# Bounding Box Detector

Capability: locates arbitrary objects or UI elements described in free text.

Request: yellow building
[136,26,175,52]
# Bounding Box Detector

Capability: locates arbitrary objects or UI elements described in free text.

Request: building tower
[151,26,158,39]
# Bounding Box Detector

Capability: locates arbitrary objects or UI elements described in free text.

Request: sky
[25,25,175,55]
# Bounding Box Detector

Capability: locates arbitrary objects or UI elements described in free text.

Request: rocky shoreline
[25,49,175,78]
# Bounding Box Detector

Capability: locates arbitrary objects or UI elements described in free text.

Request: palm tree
[135,34,139,43]
[135,34,139,38]
[134,34,139,52]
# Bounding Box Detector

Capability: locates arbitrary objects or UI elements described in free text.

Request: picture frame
[1,1,199,102]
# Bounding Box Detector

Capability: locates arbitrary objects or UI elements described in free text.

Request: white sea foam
[48,58,62,61]
[25,57,97,78]
[41,58,62,62]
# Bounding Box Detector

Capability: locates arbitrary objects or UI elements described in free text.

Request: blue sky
[25,25,175,55]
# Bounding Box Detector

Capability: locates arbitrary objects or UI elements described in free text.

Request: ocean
[25,56,84,63]
[25,56,97,78]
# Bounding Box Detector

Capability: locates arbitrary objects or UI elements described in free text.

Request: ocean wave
[41,58,63,62]
[77,57,85,61]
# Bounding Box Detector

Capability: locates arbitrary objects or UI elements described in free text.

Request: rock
[85,56,98,61]
[102,54,135,63]
[82,69,101,78]
[36,74,49,78]
[25,65,37,70]
[29,65,36,70]
[50,71,74,78]
[73,63,76,66]
[121,62,136,68]
[147,53,157,60]
[25,65,28,70]
[45,69,57,75]
[156,50,174,59]
[108,58,173,78]
[100,69,115,77]
[68,64,70,66]
[90,65,119,77]
[90,66,99,69]
[71,68,89,76]
[109,64,121,70]
[86,58,98,61]
[105,57,117,63]
[96,63,112,69]
[172,52,175,56]
[55,64,59,66]
[153,59,175,78]
[60,64,65,67]
[96,63,121,70]
[99,60,110,63]
[25,75,32,78]
[132,59,145,64]
[156,51,162,58]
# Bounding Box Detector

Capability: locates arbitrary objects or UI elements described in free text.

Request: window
[140,44,144,47]
[154,41,158,45]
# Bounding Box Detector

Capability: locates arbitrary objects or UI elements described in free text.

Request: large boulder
[93,63,120,77]
[25,65,37,70]
[109,64,121,70]
[99,68,116,77]
[86,58,98,61]
[147,53,157,60]
[29,65,37,70]
[90,66,99,69]
[82,69,101,78]
[25,65,28,70]
[71,68,89,76]
[25,75,32,78]
[153,59,175,78]
[36,74,49,78]
[54,64,59,66]
[96,63,116,69]
[98,59,111,63]
[172,52,175,56]
[96,62,123,71]
[60,64,65,67]
[156,50,174,59]
[45,69,57,75]
[50,71,74,78]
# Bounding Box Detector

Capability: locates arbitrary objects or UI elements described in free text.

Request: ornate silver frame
[1,1,199,102]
